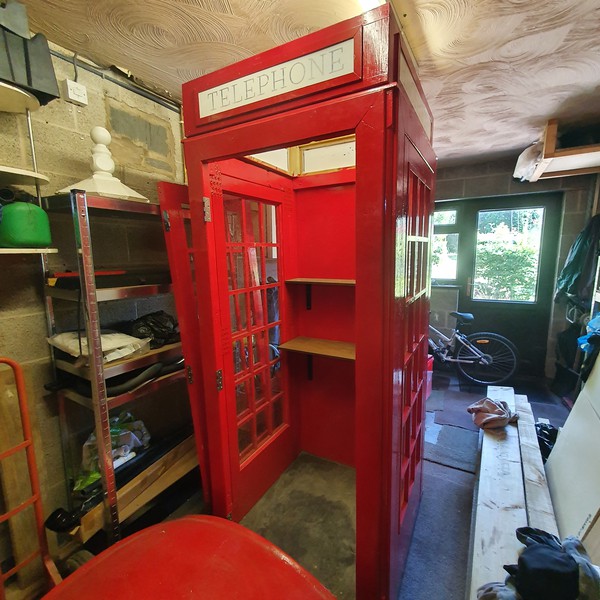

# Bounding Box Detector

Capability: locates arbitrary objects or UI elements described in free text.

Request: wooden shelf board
[45,193,160,215]
[46,282,173,302]
[55,342,183,380]
[280,336,356,361]
[286,277,356,286]
[61,368,186,411]
[0,165,49,186]
[73,435,198,543]
[0,81,40,113]
[0,248,58,254]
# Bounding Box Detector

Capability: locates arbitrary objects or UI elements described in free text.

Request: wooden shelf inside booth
[280,336,356,361]
[285,278,356,286]
[285,278,355,310]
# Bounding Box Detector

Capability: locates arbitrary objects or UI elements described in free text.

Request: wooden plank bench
[466,386,558,600]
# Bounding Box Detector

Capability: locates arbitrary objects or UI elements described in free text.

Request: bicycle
[428,311,519,386]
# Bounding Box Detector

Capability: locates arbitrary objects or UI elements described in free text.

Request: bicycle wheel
[455,332,519,386]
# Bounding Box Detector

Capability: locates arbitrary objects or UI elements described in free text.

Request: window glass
[433,210,456,226]
[432,233,458,280]
[473,208,544,302]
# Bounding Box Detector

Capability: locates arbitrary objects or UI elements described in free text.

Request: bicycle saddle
[450,311,474,324]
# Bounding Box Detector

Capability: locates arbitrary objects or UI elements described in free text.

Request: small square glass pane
[433,210,456,226]
[224,198,243,243]
[431,233,458,280]
[256,409,268,440]
[233,338,249,374]
[238,420,253,456]
[246,201,261,242]
[254,372,266,405]
[236,381,249,416]
[272,397,284,429]
[227,250,245,290]
[270,362,282,395]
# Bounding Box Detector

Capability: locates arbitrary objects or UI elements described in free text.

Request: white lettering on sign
[199,38,355,117]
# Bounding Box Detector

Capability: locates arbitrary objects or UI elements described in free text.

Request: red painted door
[387,129,435,594]
[194,163,296,520]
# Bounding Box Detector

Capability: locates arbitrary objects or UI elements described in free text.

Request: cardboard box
[546,359,600,562]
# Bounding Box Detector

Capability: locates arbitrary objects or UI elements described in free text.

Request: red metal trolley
[0,357,61,599]
[161,5,435,598]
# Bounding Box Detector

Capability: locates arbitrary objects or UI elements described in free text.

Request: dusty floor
[159,368,570,599]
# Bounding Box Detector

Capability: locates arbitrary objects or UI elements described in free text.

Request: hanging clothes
[554,214,600,307]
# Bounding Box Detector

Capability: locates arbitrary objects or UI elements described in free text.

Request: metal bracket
[216,369,223,391]
[203,196,212,222]
[186,365,193,385]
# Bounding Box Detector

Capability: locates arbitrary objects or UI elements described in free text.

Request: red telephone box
[161,5,435,598]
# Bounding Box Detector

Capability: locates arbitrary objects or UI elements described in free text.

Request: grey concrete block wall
[0,41,186,562]
[435,158,597,378]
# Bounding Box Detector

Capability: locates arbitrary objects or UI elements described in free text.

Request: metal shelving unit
[45,190,195,543]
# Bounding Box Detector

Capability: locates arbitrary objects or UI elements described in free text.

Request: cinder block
[440,161,489,180]
[72,89,108,136]
[487,156,520,175]
[121,167,161,203]
[0,113,26,168]
[509,176,562,194]
[33,126,89,179]
[0,255,44,316]
[126,221,169,265]
[98,300,139,329]
[463,173,511,198]
[434,177,465,201]
[88,218,130,267]
[32,95,76,129]
[0,311,52,363]
[135,294,177,319]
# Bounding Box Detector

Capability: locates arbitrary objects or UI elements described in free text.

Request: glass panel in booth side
[225,199,243,242]
[226,249,245,290]
[238,419,253,456]
[236,380,250,416]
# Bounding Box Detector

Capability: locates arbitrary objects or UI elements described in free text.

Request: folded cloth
[467,397,518,429]
[505,527,600,600]
[477,581,520,600]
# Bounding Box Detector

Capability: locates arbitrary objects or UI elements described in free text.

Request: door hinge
[186,365,193,384]
[162,210,171,232]
[216,369,223,391]
[203,196,212,222]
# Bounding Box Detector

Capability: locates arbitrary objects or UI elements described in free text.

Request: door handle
[466,277,473,298]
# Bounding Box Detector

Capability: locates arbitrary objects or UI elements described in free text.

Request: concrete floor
[159,368,570,599]
[241,453,356,599]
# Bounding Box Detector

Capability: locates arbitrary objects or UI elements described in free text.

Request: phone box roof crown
[182,4,406,138]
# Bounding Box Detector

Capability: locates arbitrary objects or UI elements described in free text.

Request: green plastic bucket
[0,201,52,248]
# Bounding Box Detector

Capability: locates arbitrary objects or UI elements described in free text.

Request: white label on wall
[198,38,355,117]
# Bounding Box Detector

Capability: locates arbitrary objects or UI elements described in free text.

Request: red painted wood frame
[157,183,211,504]
[182,5,403,138]
[167,6,436,599]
